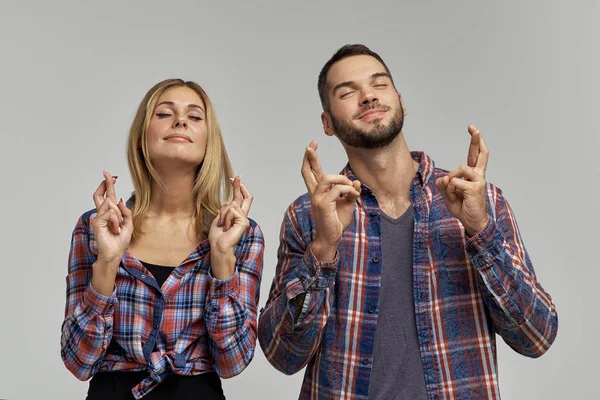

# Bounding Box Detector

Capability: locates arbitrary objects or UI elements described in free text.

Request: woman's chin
[151,154,204,172]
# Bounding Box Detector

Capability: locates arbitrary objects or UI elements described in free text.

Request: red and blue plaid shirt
[258,151,558,400]
[61,206,264,399]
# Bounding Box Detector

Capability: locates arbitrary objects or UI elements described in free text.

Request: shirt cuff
[298,245,339,290]
[208,268,240,297]
[83,282,118,316]
[466,217,504,269]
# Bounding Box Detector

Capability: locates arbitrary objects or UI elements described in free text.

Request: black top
[86,261,224,400]
[141,261,176,287]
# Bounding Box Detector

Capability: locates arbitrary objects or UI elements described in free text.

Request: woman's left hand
[208,176,253,278]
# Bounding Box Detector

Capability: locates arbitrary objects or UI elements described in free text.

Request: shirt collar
[340,151,435,191]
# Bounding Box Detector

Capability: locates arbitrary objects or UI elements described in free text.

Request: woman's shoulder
[70,208,98,235]
[247,217,260,229]
[237,217,264,248]
[246,217,263,239]
[76,207,98,225]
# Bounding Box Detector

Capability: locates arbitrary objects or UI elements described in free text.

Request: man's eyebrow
[331,72,392,94]
[371,72,391,80]
[155,101,204,112]
[332,80,355,95]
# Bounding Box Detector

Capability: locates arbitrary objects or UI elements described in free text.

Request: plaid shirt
[61,206,264,399]
[258,152,558,400]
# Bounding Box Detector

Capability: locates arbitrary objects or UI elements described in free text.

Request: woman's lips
[164,134,192,142]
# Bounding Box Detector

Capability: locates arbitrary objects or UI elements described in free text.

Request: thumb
[436,176,457,203]
[344,180,362,204]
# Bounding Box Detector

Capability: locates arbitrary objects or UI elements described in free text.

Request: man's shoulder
[286,192,312,216]
[282,193,315,236]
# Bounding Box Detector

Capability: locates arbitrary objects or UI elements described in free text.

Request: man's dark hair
[318,44,394,111]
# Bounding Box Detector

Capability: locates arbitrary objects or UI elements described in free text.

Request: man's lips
[164,133,192,142]
[358,109,387,121]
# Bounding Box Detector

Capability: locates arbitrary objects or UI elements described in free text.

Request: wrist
[210,249,236,280]
[91,263,117,297]
[464,214,490,237]
[96,254,123,268]
[311,239,338,262]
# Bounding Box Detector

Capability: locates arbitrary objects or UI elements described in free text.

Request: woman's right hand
[91,171,133,295]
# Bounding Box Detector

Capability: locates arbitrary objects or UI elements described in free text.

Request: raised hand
[435,125,490,237]
[208,176,253,279]
[301,140,361,261]
[91,171,133,295]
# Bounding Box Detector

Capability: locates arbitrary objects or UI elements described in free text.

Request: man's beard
[330,103,404,149]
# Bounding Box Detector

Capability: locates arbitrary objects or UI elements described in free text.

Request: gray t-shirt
[368,205,428,400]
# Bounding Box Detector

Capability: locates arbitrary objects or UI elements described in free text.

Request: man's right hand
[301,141,361,262]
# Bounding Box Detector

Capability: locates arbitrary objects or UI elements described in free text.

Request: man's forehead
[327,55,387,86]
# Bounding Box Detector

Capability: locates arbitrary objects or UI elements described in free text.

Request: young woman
[61,79,264,399]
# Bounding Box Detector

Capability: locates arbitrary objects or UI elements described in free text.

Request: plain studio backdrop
[0,0,597,399]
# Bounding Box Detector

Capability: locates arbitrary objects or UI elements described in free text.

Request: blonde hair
[127,79,233,240]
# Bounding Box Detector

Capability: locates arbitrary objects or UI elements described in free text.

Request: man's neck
[344,133,419,215]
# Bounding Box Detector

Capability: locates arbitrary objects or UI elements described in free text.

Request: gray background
[0,0,597,399]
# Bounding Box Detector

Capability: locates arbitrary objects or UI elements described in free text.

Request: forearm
[205,230,264,377]
[210,249,236,280]
[91,259,119,297]
[206,298,257,378]
[259,247,338,374]
[469,217,558,356]
[61,283,117,379]
[259,288,333,374]
[205,271,247,349]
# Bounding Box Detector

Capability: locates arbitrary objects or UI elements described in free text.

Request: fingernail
[112,176,118,179]
[229,177,234,181]
[118,226,121,234]
[217,218,221,226]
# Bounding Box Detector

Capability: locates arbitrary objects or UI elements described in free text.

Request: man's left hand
[435,125,490,237]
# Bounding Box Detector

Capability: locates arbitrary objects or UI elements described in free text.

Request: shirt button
[141,274,146,279]
[369,210,378,217]
[362,358,369,365]
[153,324,159,329]
[368,306,376,313]
[371,256,379,263]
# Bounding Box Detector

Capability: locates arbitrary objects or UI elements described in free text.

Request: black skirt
[86,371,225,400]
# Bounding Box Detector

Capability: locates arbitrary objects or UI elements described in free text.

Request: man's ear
[321,111,336,137]
[398,92,407,116]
